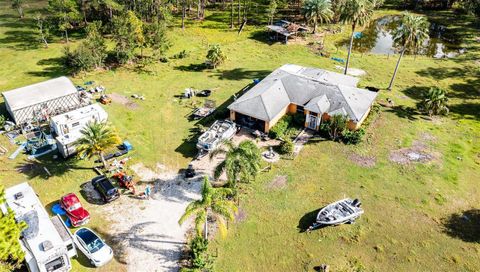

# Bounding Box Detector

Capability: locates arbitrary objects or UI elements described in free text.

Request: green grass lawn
[1,1,480,271]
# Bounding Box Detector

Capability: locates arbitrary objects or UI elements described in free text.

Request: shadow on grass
[174,63,207,72]
[248,30,274,45]
[385,105,420,121]
[79,180,105,205]
[449,103,480,120]
[298,208,321,233]
[26,57,69,78]
[15,155,94,180]
[443,209,480,243]
[211,68,270,80]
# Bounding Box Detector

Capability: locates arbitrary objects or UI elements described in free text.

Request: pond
[339,15,465,58]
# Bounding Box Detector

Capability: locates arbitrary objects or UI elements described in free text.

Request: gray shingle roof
[228,64,378,122]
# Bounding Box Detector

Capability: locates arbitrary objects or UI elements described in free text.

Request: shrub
[293,113,305,127]
[279,138,295,155]
[328,114,348,141]
[342,128,365,145]
[318,120,330,137]
[269,115,293,139]
[174,50,189,59]
[188,236,213,270]
[0,115,6,127]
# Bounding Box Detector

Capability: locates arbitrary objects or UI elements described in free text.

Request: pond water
[339,15,464,58]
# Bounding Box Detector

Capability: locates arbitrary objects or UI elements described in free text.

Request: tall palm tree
[302,0,333,34]
[76,121,121,169]
[388,12,429,90]
[340,0,373,75]
[179,177,237,239]
[420,87,449,117]
[209,140,261,189]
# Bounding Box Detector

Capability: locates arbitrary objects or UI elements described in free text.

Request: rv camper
[50,104,108,158]
[1,183,77,272]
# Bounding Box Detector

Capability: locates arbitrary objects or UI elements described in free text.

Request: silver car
[74,228,113,267]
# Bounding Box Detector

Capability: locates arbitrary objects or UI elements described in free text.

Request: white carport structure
[2,77,83,124]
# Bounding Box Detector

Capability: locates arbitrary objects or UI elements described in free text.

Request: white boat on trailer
[309,198,363,230]
[196,120,237,154]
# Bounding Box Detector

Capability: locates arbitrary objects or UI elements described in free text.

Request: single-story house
[228,64,378,133]
[2,77,83,125]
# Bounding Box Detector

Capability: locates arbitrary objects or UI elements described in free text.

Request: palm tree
[340,0,373,75]
[302,0,333,34]
[76,121,121,169]
[179,177,237,239]
[387,12,429,90]
[206,44,226,69]
[420,87,449,117]
[209,140,261,189]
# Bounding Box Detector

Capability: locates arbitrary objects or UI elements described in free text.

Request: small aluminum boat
[310,198,363,230]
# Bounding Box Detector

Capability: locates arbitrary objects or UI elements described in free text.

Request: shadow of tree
[448,103,480,120]
[0,29,39,50]
[174,63,207,72]
[26,57,69,78]
[415,66,480,99]
[92,221,188,268]
[15,155,93,180]
[443,209,480,243]
[385,105,420,121]
[211,68,270,81]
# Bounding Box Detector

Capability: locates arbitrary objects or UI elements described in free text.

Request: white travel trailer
[50,103,108,137]
[1,183,77,272]
[50,104,108,158]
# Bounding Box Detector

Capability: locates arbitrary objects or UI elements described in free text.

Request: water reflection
[339,15,464,58]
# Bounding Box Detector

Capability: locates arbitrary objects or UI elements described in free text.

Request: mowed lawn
[1,1,480,271]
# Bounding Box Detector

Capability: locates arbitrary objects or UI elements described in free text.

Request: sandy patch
[101,164,201,272]
[110,93,139,109]
[389,133,439,165]
[335,65,367,76]
[349,153,376,168]
[266,175,288,191]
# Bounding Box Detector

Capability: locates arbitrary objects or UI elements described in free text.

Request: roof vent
[41,240,54,251]
[14,192,24,200]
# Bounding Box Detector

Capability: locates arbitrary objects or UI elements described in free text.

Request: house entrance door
[307,114,318,130]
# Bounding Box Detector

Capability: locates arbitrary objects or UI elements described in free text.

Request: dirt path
[101,165,201,272]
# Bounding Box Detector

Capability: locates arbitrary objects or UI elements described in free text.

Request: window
[67,244,74,251]
[72,122,80,127]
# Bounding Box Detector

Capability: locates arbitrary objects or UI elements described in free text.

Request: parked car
[60,193,90,227]
[74,228,113,267]
[92,175,120,203]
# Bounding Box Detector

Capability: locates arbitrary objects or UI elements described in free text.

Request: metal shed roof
[2,77,77,111]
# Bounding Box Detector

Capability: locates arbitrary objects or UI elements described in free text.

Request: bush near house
[269,114,304,140]
[279,138,295,155]
[342,128,366,144]
[269,115,293,139]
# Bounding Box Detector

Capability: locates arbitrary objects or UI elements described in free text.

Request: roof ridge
[336,85,359,121]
